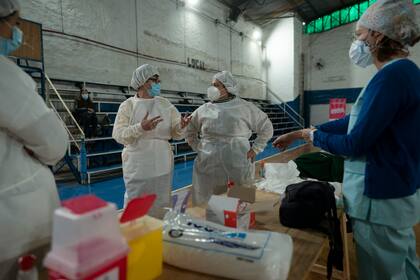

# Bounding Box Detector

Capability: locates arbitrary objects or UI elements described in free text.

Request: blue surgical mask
[149,83,161,97]
[0,26,23,56]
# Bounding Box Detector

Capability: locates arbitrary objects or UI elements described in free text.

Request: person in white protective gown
[113,64,191,217]
[0,1,68,278]
[186,71,273,206]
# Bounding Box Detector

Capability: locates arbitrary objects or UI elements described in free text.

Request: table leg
[310,212,351,280]
[340,213,351,280]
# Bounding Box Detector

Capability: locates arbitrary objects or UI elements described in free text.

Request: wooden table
[159,144,351,280]
[39,144,350,280]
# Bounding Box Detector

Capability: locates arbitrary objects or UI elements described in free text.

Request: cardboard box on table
[207,184,277,229]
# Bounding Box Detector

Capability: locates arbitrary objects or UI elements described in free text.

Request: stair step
[45,80,306,185]
[86,149,122,157]
[174,151,197,158]
[87,163,122,175]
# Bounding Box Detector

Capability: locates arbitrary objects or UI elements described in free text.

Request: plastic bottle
[17,255,38,280]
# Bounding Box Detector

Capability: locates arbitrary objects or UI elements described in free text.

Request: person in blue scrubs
[273,1,420,279]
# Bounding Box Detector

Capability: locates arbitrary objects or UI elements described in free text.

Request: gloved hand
[301,128,315,143]
[247,149,256,162]
[180,113,192,129]
[141,112,163,131]
[273,130,302,151]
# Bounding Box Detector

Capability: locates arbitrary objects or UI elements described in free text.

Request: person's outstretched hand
[273,130,301,151]
[247,149,256,162]
[273,129,315,151]
[180,113,193,129]
[141,112,163,131]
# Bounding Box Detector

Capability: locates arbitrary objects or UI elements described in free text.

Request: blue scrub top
[315,59,420,228]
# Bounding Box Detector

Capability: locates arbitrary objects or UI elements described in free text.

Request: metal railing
[45,74,88,183]
[45,74,85,148]
[266,88,305,129]
[43,78,305,184]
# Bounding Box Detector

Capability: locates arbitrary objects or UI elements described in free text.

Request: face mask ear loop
[367,29,383,53]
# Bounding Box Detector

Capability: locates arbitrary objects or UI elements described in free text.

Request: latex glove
[247,149,256,162]
[273,130,302,151]
[141,112,163,131]
[180,113,193,129]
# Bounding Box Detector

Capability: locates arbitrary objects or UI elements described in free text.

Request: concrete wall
[303,4,420,91]
[20,0,266,99]
[302,4,420,124]
[309,103,352,126]
[263,17,302,103]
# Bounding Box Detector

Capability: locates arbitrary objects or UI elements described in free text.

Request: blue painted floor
[57,140,302,209]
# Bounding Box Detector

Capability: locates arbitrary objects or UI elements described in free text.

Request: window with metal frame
[304,0,419,34]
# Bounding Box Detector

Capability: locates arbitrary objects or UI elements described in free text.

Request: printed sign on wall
[329,98,346,121]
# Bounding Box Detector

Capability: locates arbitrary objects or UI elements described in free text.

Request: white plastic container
[44,195,128,280]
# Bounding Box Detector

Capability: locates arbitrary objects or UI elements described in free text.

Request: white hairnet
[130,64,159,90]
[358,0,420,47]
[0,0,20,18]
[213,71,239,95]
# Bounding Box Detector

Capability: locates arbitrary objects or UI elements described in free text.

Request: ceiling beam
[215,0,249,10]
[215,0,235,9]
[245,0,306,25]
[233,0,250,6]
[303,0,321,18]
[284,0,306,21]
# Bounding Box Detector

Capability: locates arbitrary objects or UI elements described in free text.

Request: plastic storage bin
[44,195,129,280]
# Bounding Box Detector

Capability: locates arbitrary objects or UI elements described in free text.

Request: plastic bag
[256,161,304,194]
[162,211,293,280]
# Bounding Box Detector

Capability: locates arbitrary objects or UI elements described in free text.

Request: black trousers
[76,111,98,138]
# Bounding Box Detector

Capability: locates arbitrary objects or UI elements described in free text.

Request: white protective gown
[0,56,68,263]
[186,97,273,206]
[112,96,185,217]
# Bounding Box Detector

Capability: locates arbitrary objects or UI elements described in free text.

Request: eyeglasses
[351,28,372,42]
[212,82,225,89]
[350,31,364,42]
[149,77,160,83]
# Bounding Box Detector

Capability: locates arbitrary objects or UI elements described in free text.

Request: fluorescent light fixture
[186,0,199,7]
[252,29,261,40]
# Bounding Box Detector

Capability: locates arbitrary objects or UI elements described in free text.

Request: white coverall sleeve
[170,105,185,140]
[112,100,144,145]
[249,104,273,154]
[0,72,68,166]
[186,110,200,152]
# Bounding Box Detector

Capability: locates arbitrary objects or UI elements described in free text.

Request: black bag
[279,181,343,280]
